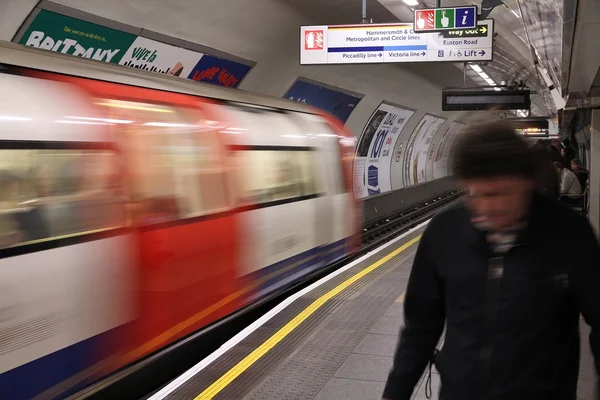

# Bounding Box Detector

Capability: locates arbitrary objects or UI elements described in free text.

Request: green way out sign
[19,10,137,63]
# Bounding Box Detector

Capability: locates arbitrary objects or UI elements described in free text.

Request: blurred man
[554,161,582,205]
[382,122,600,400]
[571,158,590,190]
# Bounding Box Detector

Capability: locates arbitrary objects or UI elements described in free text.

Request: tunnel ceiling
[376,0,563,117]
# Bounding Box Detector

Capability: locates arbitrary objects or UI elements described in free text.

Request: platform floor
[150,224,597,400]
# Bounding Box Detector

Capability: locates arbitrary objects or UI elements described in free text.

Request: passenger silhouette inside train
[571,158,589,190]
[554,161,583,206]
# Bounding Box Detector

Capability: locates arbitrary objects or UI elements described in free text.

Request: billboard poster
[19,9,137,63]
[433,121,465,179]
[354,102,414,198]
[118,37,202,77]
[187,54,252,88]
[402,114,445,187]
[284,79,363,123]
[16,9,253,88]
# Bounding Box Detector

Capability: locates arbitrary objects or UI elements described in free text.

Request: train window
[0,148,124,249]
[235,149,320,205]
[97,98,228,224]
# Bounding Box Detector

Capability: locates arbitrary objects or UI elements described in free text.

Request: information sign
[414,6,477,33]
[300,20,493,65]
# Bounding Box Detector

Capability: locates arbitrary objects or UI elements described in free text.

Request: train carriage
[0,41,360,399]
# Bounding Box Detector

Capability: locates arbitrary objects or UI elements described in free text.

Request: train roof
[0,41,315,115]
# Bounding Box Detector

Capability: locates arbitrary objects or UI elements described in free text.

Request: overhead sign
[283,79,363,123]
[414,6,477,33]
[300,20,493,65]
[18,9,252,88]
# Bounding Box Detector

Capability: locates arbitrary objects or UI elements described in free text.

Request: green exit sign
[414,6,478,33]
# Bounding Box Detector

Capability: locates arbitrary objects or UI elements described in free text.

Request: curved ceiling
[376,0,562,117]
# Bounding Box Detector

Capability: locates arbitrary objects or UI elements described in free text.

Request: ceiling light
[144,122,192,127]
[493,87,502,91]
[470,65,483,73]
[479,72,490,80]
[0,116,32,121]
[402,0,419,5]
[55,120,113,125]
[65,116,133,124]
[510,9,520,18]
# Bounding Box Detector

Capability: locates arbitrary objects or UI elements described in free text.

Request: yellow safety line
[195,234,421,399]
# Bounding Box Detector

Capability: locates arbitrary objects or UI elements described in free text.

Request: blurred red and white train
[0,41,361,399]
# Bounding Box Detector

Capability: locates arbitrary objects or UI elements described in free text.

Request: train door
[290,113,349,263]
[97,97,240,362]
[222,105,323,300]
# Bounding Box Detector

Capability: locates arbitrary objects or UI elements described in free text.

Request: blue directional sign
[455,7,476,29]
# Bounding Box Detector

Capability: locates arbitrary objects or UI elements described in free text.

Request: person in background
[571,158,589,190]
[382,122,600,400]
[533,143,560,199]
[548,138,565,164]
[554,161,583,205]
[563,138,577,169]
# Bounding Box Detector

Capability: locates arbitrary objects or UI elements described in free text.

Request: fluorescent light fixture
[493,87,502,91]
[403,0,419,5]
[96,102,173,113]
[0,116,32,121]
[65,116,133,124]
[144,122,192,127]
[510,9,520,18]
[55,120,113,125]
[485,78,496,85]
[470,65,483,73]
[479,72,490,80]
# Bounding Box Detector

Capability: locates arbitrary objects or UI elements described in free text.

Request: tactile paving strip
[165,229,421,400]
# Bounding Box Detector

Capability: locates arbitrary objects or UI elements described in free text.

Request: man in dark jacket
[571,158,590,190]
[383,122,600,400]
[548,138,565,164]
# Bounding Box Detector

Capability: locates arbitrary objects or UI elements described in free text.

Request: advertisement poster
[118,37,202,77]
[19,9,137,63]
[284,79,363,123]
[354,102,414,198]
[17,9,253,88]
[188,54,251,88]
[433,121,465,179]
[403,114,445,187]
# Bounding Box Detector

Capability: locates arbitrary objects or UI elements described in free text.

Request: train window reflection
[0,149,124,249]
[236,149,320,205]
[100,98,229,225]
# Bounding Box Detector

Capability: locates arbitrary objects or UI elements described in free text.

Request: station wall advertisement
[433,121,465,179]
[283,79,363,124]
[354,102,415,199]
[402,114,446,187]
[18,9,252,88]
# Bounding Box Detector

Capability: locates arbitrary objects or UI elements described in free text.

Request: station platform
[148,221,597,400]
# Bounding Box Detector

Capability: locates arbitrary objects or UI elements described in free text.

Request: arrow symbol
[479,50,486,56]
[480,26,488,34]
[421,51,426,56]
[379,53,383,57]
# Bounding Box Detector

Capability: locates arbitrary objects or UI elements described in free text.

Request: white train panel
[0,74,108,143]
[0,235,134,374]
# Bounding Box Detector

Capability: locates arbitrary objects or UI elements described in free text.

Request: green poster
[18,10,137,64]
[435,9,455,29]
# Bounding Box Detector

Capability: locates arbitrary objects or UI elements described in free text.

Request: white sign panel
[119,37,202,77]
[403,114,446,187]
[354,103,415,199]
[300,20,493,65]
[433,121,465,179]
